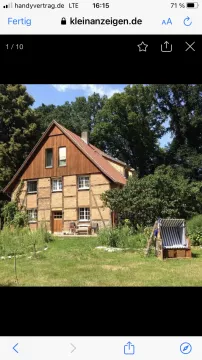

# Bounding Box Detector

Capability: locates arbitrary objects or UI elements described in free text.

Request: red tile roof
[57,123,127,185]
[3,120,126,193]
[89,143,134,170]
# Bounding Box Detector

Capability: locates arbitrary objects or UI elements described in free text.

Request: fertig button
[8,17,32,26]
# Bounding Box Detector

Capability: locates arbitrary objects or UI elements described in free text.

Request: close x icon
[185,41,195,51]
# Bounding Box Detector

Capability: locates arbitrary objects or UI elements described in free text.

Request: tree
[154,84,202,150]
[91,85,165,176]
[153,84,202,179]
[35,93,107,138]
[166,142,202,180]
[88,92,107,130]
[101,166,202,227]
[0,84,41,192]
[70,97,91,133]
[35,103,57,132]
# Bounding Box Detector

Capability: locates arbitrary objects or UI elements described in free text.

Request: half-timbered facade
[3,120,134,233]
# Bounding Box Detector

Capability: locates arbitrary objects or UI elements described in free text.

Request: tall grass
[0,226,54,257]
[98,225,149,249]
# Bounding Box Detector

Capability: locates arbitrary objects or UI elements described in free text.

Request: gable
[48,125,63,136]
[4,120,126,193]
[21,130,100,180]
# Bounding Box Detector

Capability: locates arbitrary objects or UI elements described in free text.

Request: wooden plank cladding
[49,126,63,136]
[21,128,100,180]
[163,248,192,259]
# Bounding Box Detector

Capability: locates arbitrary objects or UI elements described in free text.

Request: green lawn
[1,237,202,286]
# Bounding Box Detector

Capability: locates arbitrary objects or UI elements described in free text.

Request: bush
[187,215,202,246]
[1,201,28,228]
[12,212,28,228]
[98,225,149,249]
[101,166,202,227]
[1,202,18,226]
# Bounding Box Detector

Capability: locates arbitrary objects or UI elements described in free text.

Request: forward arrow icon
[70,343,76,353]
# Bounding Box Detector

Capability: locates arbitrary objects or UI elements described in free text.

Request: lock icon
[61,17,66,25]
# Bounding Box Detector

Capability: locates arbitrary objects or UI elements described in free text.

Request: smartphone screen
[0,0,200,341]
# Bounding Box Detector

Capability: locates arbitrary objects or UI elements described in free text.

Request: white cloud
[52,84,122,97]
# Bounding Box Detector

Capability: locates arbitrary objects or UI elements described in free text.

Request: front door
[52,211,63,233]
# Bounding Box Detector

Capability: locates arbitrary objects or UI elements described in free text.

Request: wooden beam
[145,221,157,256]
[91,189,106,227]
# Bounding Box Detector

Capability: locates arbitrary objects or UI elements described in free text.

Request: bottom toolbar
[0,337,200,360]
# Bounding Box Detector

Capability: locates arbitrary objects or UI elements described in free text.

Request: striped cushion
[159,219,188,249]
[159,219,184,227]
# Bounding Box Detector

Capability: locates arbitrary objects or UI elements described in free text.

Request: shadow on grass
[191,253,200,258]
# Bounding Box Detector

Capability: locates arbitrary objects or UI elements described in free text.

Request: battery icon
[186,2,199,7]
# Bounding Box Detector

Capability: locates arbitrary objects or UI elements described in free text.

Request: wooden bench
[75,224,91,235]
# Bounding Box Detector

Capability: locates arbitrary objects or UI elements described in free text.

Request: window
[27,209,37,222]
[52,178,62,192]
[27,180,37,193]
[58,147,66,167]
[79,208,90,221]
[78,176,90,189]
[53,212,62,219]
[45,148,53,168]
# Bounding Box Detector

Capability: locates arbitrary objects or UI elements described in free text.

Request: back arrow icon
[13,343,19,353]
[70,343,76,353]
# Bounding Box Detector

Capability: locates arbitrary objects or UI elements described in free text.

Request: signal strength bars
[3,2,12,7]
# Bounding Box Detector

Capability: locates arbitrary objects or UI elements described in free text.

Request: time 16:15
[93,3,110,8]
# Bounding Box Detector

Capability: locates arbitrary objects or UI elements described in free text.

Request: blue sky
[25,84,172,146]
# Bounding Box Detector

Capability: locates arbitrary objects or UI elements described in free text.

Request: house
[3,120,134,234]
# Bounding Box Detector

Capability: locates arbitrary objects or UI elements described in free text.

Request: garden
[0,207,202,286]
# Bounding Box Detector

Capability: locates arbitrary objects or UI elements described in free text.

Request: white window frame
[58,147,66,167]
[45,148,53,168]
[78,176,90,190]
[27,209,37,223]
[27,180,37,194]
[52,178,62,192]
[79,208,90,221]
